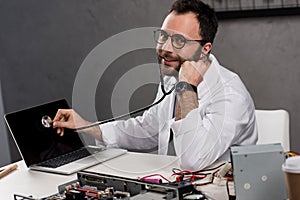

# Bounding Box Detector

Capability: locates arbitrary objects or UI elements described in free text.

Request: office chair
[255,109,290,152]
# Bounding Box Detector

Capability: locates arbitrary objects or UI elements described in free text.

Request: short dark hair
[169,0,218,44]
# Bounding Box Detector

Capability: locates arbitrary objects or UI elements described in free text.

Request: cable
[43,52,209,131]
[73,81,175,131]
[42,67,175,131]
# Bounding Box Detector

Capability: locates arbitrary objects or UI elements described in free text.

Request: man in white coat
[53,0,257,171]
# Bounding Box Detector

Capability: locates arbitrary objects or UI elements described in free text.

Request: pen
[0,164,18,179]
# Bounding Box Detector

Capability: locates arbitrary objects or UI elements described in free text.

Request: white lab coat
[98,54,258,171]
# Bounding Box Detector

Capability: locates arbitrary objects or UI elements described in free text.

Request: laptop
[4,99,127,175]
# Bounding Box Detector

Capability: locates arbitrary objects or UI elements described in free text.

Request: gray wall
[213,16,300,154]
[0,0,299,166]
[0,81,11,166]
[0,0,173,165]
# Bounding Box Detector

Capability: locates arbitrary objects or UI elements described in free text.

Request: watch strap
[175,81,198,95]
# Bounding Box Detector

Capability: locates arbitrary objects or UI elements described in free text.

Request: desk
[0,161,76,199]
[0,152,228,199]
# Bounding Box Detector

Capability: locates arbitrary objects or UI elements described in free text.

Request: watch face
[175,81,197,95]
[175,81,187,94]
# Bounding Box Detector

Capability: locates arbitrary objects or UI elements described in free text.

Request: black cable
[74,88,173,131]
[71,67,175,131]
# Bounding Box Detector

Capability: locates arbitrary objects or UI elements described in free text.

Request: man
[53,0,257,171]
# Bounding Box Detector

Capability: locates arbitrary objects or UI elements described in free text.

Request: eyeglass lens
[154,30,186,49]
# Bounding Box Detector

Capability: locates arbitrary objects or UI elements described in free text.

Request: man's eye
[160,34,168,41]
[173,35,185,46]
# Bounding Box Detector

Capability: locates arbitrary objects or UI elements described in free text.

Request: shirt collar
[197,54,223,99]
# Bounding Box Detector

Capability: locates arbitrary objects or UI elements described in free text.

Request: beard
[157,46,203,78]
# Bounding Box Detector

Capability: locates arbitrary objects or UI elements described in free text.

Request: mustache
[158,51,186,65]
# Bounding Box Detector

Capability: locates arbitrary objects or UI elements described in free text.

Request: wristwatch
[175,81,198,95]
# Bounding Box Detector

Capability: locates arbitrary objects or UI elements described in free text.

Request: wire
[73,92,169,131]
[172,169,208,183]
[47,53,210,131]
[196,162,228,172]
[138,173,172,183]
[171,162,230,186]
[171,162,227,174]
[70,69,175,131]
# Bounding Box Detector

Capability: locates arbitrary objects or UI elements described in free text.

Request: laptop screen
[5,99,85,166]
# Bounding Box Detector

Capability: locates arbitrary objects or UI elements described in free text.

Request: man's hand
[53,109,103,142]
[175,58,210,121]
[52,109,89,136]
[178,59,210,86]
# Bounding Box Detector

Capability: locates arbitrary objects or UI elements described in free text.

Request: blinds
[203,0,300,11]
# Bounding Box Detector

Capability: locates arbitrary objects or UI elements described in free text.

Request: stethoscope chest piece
[41,115,53,128]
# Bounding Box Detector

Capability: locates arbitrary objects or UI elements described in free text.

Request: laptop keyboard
[37,148,92,168]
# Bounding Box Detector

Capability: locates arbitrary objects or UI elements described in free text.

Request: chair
[255,109,290,152]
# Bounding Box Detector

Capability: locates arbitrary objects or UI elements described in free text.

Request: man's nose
[161,37,173,52]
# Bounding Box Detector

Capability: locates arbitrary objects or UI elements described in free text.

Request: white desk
[0,152,228,199]
[0,161,76,199]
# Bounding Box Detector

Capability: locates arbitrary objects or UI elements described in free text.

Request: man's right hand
[53,109,90,136]
[53,109,103,142]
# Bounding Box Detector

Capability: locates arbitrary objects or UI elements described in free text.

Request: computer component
[231,143,287,200]
[14,171,208,200]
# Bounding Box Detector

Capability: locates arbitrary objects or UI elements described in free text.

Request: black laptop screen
[5,99,85,166]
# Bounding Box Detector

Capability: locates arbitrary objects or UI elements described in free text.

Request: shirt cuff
[170,108,203,136]
[97,122,120,148]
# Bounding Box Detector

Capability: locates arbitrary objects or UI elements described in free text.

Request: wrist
[175,81,197,95]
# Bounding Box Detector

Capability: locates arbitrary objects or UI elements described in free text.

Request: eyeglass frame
[154,29,208,49]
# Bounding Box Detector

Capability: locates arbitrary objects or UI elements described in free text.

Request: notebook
[4,99,127,175]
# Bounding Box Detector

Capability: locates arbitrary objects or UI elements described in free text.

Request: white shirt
[98,54,258,171]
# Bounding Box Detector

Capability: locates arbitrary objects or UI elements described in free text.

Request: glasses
[154,29,208,49]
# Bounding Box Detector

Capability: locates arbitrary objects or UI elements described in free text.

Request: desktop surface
[0,152,228,200]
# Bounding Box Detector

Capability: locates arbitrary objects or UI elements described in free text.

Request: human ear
[202,42,212,55]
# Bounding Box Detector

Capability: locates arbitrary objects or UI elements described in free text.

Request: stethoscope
[41,50,208,131]
[41,64,176,131]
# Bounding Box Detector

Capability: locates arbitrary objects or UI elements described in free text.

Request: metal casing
[231,143,287,200]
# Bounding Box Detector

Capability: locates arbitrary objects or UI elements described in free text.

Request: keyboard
[38,148,92,168]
